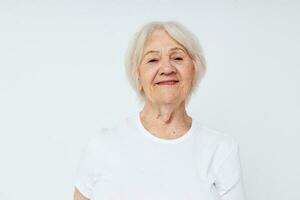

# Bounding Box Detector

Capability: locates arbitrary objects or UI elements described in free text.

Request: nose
[158,59,177,76]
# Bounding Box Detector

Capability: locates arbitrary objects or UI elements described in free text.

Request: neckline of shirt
[135,111,195,144]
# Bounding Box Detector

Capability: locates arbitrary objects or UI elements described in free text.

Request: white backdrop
[0,0,299,199]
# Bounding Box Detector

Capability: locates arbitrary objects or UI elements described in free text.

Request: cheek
[181,64,194,81]
[139,66,157,86]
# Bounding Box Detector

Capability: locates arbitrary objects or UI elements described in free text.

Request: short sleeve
[74,133,101,199]
[214,138,246,200]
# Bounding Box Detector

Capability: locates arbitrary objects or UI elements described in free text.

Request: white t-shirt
[75,112,246,200]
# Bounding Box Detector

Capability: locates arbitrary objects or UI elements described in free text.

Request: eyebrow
[142,50,160,59]
[169,47,186,54]
[142,47,186,59]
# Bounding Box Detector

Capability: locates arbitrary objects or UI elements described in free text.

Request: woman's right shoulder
[85,120,125,150]
[87,127,114,146]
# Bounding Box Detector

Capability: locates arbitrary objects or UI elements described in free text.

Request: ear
[137,76,142,92]
[191,62,196,87]
[138,84,142,92]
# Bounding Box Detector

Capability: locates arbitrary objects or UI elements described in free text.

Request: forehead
[143,29,185,53]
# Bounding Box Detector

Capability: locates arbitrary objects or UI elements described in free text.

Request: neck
[139,100,192,139]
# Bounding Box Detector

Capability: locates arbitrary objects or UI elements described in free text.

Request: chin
[157,96,182,104]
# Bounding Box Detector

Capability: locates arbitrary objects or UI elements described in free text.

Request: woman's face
[138,29,195,104]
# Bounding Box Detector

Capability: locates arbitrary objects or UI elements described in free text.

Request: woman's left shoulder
[193,120,240,154]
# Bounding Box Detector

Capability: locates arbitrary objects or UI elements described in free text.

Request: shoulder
[193,120,240,168]
[193,119,239,148]
[85,116,129,149]
[86,128,119,149]
[198,123,238,150]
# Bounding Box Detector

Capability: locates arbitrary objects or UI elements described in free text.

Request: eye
[147,59,158,63]
[173,57,183,61]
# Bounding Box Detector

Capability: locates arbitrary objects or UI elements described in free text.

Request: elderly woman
[74,21,246,200]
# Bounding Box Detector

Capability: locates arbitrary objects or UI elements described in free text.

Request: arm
[218,179,246,200]
[74,133,103,200]
[214,138,246,200]
[74,187,90,200]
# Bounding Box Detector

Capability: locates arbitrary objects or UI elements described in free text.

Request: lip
[156,80,179,85]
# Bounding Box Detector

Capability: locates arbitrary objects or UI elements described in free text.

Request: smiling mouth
[156,80,179,85]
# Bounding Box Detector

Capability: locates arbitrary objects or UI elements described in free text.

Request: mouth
[156,80,179,86]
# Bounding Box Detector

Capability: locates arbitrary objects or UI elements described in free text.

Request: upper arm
[74,187,90,200]
[218,179,246,200]
[74,133,104,199]
[214,137,246,200]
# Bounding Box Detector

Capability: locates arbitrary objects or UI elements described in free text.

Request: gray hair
[124,21,206,105]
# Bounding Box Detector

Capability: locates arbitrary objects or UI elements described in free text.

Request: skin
[73,187,89,200]
[73,28,195,199]
[138,28,195,139]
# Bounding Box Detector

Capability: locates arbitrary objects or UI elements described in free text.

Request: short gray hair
[124,21,206,104]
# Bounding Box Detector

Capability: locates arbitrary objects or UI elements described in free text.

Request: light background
[0,0,299,199]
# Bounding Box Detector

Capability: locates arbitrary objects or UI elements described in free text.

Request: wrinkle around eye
[174,57,183,60]
[171,57,183,61]
[147,59,158,63]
